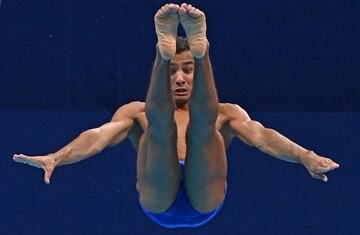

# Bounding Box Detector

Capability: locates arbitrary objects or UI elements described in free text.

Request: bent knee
[189,195,225,214]
[187,189,226,213]
[186,180,227,213]
[138,183,179,213]
[139,193,177,213]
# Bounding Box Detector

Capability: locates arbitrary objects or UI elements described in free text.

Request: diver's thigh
[184,130,227,213]
[136,130,181,213]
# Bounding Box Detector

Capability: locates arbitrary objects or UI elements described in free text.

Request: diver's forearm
[52,129,104,166]
[256,128,310,163]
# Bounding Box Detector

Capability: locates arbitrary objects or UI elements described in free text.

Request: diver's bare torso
[126,102,235,160]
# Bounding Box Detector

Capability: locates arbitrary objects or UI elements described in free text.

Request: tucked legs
[185,47,228,213]
[137,48,181,213]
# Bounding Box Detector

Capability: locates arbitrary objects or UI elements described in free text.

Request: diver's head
[170,37,194,108]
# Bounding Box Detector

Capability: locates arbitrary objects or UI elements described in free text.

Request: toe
[156,5,173,18]
[178,7,186,15]
[168,3,179,13]
[184,4,192,11]
[189,7,202,17]
[190,8,199,17]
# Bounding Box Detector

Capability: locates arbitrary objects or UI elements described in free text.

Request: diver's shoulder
[111,101,145,121]
[126,101,145,109]
[122,101,145,114]
[219,102,244,111]
[219,102,249,118]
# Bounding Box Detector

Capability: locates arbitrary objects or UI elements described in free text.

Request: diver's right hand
[13,154,56,184]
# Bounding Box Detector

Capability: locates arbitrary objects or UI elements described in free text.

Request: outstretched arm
[13,101,143,184]
[226,104,339,182]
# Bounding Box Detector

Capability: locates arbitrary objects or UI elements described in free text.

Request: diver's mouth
[174,88,189,96]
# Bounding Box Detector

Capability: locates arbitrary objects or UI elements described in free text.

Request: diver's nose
[175,72,186,86]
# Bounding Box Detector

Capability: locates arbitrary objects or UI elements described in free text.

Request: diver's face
[170,50,194,106]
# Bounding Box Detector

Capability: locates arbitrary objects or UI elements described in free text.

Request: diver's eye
[170,67,177,75]
[183,67,193,74]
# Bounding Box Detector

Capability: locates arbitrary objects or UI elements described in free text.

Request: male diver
[13,3,339,228]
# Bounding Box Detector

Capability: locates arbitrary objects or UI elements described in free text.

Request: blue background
[0,0,359,234]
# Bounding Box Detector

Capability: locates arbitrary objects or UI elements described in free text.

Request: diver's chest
[174,111,224,133]
[138,110,224,137]
[174,111,189,136]
[174,112,189,160]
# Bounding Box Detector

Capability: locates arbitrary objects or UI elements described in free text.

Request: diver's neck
[175,102,189,111]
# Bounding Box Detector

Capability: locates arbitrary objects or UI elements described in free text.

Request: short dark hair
[176,36,190,54]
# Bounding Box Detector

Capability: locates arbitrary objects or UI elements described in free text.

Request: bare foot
[179,3,208,58]
[154,4,180,60]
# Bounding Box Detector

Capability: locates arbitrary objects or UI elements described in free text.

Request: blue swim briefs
[137,160,226,228]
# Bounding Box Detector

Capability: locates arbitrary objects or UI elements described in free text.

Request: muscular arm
[53,102,144,165]
[225,103,339,181]
[227,104,306,163]
[13,101,144,183]
[53,119,133,166]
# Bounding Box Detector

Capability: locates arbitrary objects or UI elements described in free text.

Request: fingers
[13,154,42,168]
[310,165,338,175]
[14,153,55,184]
[13,154,27,163]
[328,159,340,168]
[320,157,339,168]
[305,156,340,182]
[13,153,28,161]
[307,155,340,174]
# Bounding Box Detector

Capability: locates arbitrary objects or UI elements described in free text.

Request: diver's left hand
[300,151,340,182]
